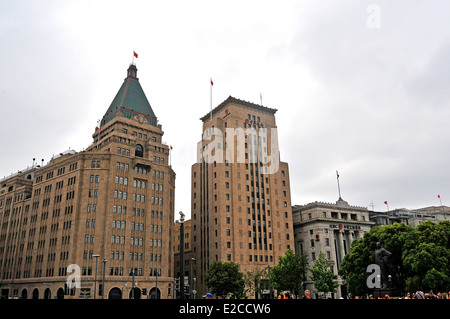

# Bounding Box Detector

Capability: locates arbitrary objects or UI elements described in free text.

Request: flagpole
[336,170,342,199]
[438,194,443,206]
[210,78,213,122]
[260,93,262,106]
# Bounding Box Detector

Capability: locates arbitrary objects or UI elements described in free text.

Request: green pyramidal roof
[101,64,157,127]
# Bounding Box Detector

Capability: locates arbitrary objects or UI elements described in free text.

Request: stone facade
[292,198,374,298]
[0,64,175,299]
[191,96,294,296]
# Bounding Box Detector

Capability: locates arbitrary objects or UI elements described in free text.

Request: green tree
[309,251,339,297]
[402,221,450,292]
[339,222,412,296]
[340,221,450,296]
[205,261,245,299]
[244,266,269,299]
[271,249,308,298]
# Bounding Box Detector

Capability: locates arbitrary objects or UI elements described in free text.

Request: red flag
[134,51,138,58]
[384,201,388,205]
[170,145,173,150]
[210,79,213,86]
[438,194,441,198]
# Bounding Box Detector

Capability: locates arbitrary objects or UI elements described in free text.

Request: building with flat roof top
[292,197,375,298]
[191,96,294,297]
[369,205,450,227]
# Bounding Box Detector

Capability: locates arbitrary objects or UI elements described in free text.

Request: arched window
[135,144,143,157]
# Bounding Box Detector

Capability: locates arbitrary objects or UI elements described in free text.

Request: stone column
[338,231,346,266]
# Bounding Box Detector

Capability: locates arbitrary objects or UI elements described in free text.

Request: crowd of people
[370,291,450,299]
[343,290,450,299]
[276,289,450,299]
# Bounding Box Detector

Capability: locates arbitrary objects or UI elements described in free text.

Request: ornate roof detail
[101,63,157,127]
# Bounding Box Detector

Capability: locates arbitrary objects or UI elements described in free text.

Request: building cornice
[293,200,368,212]
[294,217,375,227]
[200,95,277,122]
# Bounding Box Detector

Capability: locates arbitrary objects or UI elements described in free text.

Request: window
[135,144,144,157]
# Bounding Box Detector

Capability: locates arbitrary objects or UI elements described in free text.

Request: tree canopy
[339,221,450,296]
[309,251,339,296]
[205,261,245,299]
[271,249,308,297]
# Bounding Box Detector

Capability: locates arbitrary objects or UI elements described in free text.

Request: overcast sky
[1,1,449,219]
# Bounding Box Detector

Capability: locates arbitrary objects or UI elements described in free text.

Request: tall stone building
[292,198,374,298]
[191,96,294,296]
[0,63,175,299]
[173,218,196,298]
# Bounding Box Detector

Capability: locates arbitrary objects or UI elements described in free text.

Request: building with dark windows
[0,63,175,299]
[292,198,375,299]
[369,205,450,227]
[191,96,294,297]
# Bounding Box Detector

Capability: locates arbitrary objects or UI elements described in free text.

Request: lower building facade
[0,144,175,299]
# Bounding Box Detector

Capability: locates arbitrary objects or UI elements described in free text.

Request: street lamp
[93,254,100,299]
[131,268,136,299]
[190,258,196,299]
[102,259,108,299]
[388,275,392,298]
[155,269,158,299]
[376,274,381,298]
[193,278,197,299]
[175,211,185,299]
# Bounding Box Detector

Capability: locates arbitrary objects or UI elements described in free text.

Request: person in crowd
[302,290,311,299]
[415,291,425,299]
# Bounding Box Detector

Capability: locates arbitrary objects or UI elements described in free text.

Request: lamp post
[190,258,196,299]
[102,259,108,299]
[155,269,158,299]
[131,268,136,299]
[193,278,197,299]
[176,211,185,299]
[388,275,392,298]
[376,274,381,298]
[93,254,100,299]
